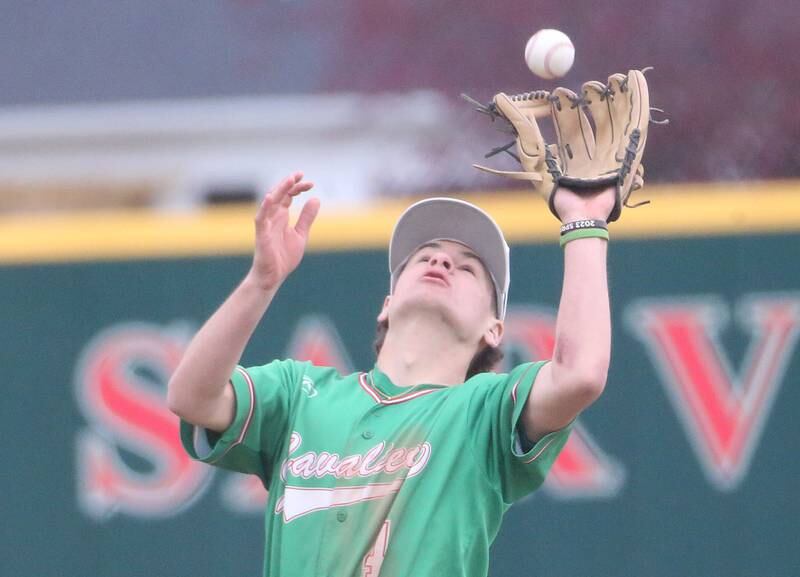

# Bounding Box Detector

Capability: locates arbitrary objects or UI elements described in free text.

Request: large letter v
[626,294,800,490]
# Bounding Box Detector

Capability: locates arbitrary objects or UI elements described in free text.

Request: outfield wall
[2,182,799,577]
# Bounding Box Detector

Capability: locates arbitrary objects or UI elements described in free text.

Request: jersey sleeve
[467,361,573,503]
[179,358,301,486]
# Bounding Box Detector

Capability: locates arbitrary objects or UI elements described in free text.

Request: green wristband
[559,227,610,247]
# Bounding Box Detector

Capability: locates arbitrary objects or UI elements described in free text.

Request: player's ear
[482,319,504,348]
[377,295,392,323]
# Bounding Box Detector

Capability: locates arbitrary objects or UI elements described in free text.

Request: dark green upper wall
[3,231,798,577]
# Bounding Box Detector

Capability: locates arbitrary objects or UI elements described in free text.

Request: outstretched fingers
[294,197,321,240]
[256,172,312,223]
[285,179,314,206]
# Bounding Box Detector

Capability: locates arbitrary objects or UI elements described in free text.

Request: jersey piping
[510,363,536,405]
[207,366,256,465]
[357,372,444,405]
[509,362,569,464]
[522,436,558,463]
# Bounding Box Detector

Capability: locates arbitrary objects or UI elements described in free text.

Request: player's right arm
[167,172,320,433]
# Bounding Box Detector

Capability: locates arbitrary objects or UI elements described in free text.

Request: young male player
[168,168,615,577]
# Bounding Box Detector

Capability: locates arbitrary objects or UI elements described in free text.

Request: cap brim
[389,197,509,319]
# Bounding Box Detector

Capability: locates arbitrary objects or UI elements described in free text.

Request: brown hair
[373,318,504,380]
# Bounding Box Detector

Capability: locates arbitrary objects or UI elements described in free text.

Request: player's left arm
[521,185,615,442]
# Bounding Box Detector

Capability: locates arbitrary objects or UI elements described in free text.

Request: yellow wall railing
[1,180,799,265]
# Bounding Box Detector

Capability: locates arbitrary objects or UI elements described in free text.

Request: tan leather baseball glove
[466,69,658,222]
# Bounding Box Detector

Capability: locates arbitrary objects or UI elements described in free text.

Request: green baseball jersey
[180,360,571,577]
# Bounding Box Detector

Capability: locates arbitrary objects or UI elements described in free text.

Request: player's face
[381,240,502,346]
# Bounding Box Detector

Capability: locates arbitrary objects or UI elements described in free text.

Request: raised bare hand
[248,172,320,291]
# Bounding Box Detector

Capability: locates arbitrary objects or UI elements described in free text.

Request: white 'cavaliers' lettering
[276,432,433,522]
[280,432,431,482]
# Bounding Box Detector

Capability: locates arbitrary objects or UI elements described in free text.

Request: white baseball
[525,29,575,80]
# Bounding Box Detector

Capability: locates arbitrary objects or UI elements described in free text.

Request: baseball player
[168,69,651,576]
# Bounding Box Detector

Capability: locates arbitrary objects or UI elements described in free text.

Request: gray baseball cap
[389,197,510,320]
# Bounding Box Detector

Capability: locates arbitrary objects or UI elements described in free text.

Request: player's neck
[376,315,476,388]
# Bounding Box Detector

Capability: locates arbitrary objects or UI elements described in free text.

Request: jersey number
[362,521,391,577]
